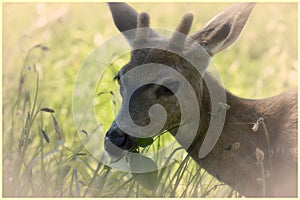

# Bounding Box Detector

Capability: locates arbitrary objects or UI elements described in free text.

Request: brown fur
[187,74,298,197]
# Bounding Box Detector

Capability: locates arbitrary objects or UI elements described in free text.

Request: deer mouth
[104,126,137,159]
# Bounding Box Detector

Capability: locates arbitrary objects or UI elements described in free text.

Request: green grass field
[3,2,297,197]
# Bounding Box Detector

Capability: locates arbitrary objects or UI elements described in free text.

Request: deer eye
[155,79,180,97]
[155,85,174,96]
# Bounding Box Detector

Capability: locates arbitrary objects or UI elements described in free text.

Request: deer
[103,2,298,197]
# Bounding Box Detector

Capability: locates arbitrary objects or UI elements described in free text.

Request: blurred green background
[2,2,297,197]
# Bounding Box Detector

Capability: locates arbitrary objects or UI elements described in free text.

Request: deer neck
[180,73,269,196]
[168,72,297,197]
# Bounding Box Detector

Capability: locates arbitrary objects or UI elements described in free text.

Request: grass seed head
[252,117,264,132]
[40,107,55,113]
[256,177,264,185]
[252,123,259,132]
[52,115,62,141]
[264,170,270,178]
[231,142,240,151]
[80,129,88,137]
[218,102,230,110]
[41,129,50,143]
[256,148,265,162]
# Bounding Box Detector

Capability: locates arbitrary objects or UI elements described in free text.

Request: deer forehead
[119,62,180,85]
[119,44,210,82]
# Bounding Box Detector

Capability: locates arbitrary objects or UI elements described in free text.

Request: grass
[2,2,297,197]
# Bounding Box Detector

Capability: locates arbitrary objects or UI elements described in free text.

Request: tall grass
[3,3,297,197]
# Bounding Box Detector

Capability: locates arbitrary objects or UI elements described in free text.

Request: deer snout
[104,123,137,158]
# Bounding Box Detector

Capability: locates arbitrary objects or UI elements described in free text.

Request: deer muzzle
[104,121,137,158]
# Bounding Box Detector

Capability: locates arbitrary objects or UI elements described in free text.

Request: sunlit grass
[3,2,297,197]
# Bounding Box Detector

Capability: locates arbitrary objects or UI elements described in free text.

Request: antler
[169,13,194,52]
[134,12,150,45]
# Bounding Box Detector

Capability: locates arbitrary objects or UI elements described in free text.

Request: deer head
[104,3,255,158]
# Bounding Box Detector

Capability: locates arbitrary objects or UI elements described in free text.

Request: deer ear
[191,3,255,56]
[108,3,159,46]
[108,3,138,39]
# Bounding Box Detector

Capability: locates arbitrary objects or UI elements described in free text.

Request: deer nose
[105,128,126,146]
[104,129,126,159]
[104,123,137,158]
